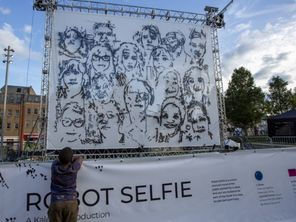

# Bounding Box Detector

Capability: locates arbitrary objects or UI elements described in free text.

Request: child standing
[48,147,83,222]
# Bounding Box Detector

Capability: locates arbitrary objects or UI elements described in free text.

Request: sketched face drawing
[90,47,112,73]
[162,71,180,97]
[61,102,85,142]
[124,80,153,113]
[187,103,208,133]
[183,67,205,95]
[122,47,138,72]
[164,32,185,53]
[63,29,82,54]
[91,74,113,103]
[188,29,206,60]
[62,60,83,87]
[93,23,115,46]
[97,109,117,131]
[160,103,182,129]
[142,26,160,51]
[152,47,172,75]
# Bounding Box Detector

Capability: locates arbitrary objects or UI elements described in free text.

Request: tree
[266,76,294,115]
[225,67,265,135]
[292,88,296,108]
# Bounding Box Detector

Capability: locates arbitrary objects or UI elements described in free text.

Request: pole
[1,45,14,161]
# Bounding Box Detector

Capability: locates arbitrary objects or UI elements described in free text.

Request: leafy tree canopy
[266,76,294,115]
[225,67,265,134]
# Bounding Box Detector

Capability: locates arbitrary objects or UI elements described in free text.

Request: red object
[288,169,296,177]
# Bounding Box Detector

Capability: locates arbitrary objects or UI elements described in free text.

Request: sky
[0,0,295,94]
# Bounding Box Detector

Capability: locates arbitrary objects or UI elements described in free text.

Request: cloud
[0,7,10,15]
[233,22,251,32]
[222,17,296,91]
[254,52,291,79]
[232,2,296,19]
[0,23,40,60]
[23,25,32,34]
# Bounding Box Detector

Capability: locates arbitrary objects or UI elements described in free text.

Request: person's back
[48,147,83,222]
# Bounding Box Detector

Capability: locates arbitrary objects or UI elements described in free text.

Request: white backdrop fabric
[1,148,296,222]
[47,10,220,149]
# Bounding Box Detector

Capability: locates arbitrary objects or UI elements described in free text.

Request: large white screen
[47,10,220,149]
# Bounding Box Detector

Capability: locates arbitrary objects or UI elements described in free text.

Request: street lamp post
[1,45,14,161]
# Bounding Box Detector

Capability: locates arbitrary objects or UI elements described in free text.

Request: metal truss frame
[205,7,227,148]
[26,146,220,161]
[56,0,205,24]
[211,27,227,148]
[33,0,227,158]
[34,0,56,153]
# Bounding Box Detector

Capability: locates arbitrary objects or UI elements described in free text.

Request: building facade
[0,85,46,151]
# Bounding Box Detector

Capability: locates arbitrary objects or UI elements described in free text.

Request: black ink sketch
[185,100,212,141]
[58,26,88,59]
[120,79,154,144]
[59,102,85,143]
[57,59,86,100]
[114,42,145,85]
[133,25,161,61]
[183,66,209,106]
[92,21,117,49]
[0,172,9,189]
[162,31,186,63]
[155,97,185,143]
[149,68,183,115]
[185,27,206,67]
[53,21,215,147]
[156,69,182,98]
[202,64,211,106]
[86,44,114,76]
[123,79,154,123]
[88,73,114,103]
[84,44,115,104]
[83,106,104,145]
[96,102,124,144]
[150,46,173,84]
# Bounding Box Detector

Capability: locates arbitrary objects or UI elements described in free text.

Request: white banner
[47,10,220,149]
[1,149,296,222]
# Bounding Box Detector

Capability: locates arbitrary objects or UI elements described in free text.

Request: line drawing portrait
[184,100,212,142]
[96,102,124,144]
[123,79,154,124]
[185,27,206,67]
[133,25,161,60]
[183,66,209,106]
[120,79,154,145]
[114,42,145,85]
[57,59,86,100]
[149,68,183,115]
[162,31,186,63]
[92,21,118,49]
[150,46,173,83]
[156,69,182,98]
[88,73,114,103]
[58,101,85,143]
[84,44,115,104]
[58,26,88,59]
[50,14,219,149]
[155,97,185,143]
